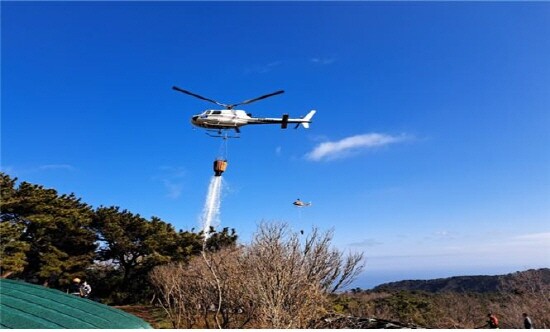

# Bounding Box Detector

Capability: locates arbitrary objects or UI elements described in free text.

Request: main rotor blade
[230,90,284,108]
[172,86,228,108]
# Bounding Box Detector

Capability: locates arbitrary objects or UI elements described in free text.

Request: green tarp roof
[0,279,151,329]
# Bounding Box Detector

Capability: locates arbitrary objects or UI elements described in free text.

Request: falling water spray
[200,175,223,240]
[199,174,224,328]
[201,138,229,241]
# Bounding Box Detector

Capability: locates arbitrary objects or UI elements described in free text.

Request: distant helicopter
[293,198,311,207]
[172,86,316,136]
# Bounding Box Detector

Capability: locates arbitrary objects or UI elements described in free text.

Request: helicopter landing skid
[205,131,240,139]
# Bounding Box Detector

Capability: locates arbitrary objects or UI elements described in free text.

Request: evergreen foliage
[1,173,96,287]
[0,218,30,278]
[0,174,31,278]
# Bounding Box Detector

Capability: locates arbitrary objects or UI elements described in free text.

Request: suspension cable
[216,135,228,160]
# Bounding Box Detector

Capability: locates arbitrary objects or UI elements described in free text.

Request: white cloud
[1,164,75,178]
[305,133,410,161]
[513,232,550,241]
[153,166,186,199]
[311,57,335,65]
[423,230,459,242]
[162,180,183,199]
[158,166,186,178]
[349,238,383,247]
[39,164,75,171]
[245,61,282,74]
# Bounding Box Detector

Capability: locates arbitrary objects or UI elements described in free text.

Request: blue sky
[2,2,549,288]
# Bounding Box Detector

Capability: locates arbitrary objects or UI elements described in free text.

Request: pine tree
[0,173,96,286]
[1,173,30,278]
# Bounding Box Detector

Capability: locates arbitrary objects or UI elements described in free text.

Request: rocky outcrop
[310,313,420,329]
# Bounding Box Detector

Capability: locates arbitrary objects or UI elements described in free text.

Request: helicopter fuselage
[191,109,249,130]
[191,109,316,132]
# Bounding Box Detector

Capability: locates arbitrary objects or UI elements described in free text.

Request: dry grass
[116,305,172,329]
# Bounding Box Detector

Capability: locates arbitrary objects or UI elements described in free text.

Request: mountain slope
[372,268,550,293]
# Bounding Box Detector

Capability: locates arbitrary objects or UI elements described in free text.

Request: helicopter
[172,86,316,135]
[293,198,312,207]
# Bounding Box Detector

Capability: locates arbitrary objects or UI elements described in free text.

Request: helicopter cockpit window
[212,111,222,115]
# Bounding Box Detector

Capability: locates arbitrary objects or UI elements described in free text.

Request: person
[523,313,533,329]
[487,313,499,329]
[80,280,92,299]
[69,278,82,297]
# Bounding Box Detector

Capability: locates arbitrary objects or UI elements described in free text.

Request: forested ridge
[372,268,550,293]
[334,268,549,328]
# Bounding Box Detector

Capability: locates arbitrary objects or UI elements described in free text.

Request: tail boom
[245,110,316,129]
